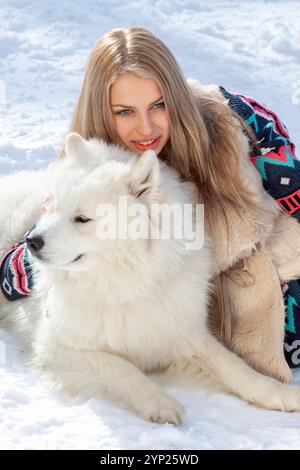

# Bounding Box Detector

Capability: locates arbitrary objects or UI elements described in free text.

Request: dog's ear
[63,132,87,162]
[129,150,160,199]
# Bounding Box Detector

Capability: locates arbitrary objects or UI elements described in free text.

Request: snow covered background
[1,0,300,450]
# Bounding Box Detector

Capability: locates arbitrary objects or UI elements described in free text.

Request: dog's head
[26,133,162,271]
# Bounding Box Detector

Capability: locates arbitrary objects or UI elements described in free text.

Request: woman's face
[110,73,170,156]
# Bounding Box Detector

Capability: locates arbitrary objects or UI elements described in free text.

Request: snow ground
[1,0,300,450]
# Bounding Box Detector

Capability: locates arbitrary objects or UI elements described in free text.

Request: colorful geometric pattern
[220,86,300,368]
[0,227,36,302]
[0,242,34,301]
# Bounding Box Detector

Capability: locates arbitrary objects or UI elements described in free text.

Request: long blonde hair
[70,27,256,211]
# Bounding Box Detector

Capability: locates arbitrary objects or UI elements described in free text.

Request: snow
[1,0,300,450]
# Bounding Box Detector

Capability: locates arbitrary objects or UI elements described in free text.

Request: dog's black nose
[26,236,44,253]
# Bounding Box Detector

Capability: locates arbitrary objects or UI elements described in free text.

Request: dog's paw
[135,392,185,425]
[252,382,300,412]
[274,385,300,412]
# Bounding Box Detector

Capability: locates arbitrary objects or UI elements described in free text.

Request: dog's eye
[74,216,92,224]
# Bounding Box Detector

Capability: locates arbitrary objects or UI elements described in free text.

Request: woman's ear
[129,150,160,199]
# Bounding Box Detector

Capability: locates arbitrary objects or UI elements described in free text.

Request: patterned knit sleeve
[0,237,35,302]
[220,86,300,221]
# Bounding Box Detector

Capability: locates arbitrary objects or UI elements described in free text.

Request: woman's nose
[136,113,154,136]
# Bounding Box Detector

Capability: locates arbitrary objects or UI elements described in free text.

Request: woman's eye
[74,216,92,223]
[153,101,165,110]
[115,109,132,116]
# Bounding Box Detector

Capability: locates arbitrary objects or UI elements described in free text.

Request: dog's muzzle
[26,235,44,254]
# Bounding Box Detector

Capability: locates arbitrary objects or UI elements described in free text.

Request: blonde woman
[1,27,300,376]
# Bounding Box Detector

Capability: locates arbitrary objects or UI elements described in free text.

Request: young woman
[1,27,299,369]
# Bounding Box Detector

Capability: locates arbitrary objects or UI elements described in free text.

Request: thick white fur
[2,133,300,423]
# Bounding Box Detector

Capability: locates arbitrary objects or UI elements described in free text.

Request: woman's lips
[132,136,161,151]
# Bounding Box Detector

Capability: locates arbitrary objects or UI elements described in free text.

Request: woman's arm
[220,86,300,221]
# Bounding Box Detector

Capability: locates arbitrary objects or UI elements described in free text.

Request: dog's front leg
[38,346,185,424]
[188,332,300,411]
[269,213,300,282]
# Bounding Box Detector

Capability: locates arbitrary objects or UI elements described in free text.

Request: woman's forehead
[110,73,162,106]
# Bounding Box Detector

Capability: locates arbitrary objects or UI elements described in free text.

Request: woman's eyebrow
[111,96,163,108]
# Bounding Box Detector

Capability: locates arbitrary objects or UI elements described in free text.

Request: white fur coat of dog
[1,133,300,424]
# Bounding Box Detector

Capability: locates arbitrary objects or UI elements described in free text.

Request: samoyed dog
[1,132,300,424]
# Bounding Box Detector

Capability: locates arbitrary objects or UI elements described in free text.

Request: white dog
[1,132,300,424]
